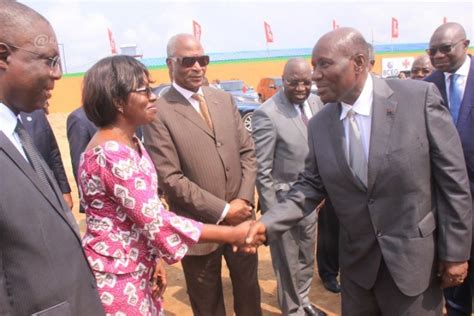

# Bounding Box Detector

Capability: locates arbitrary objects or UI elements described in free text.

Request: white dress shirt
[444,56,470,108]
[172,82,230,223]
[173,82,205,115]
[339,75,373,161]
[0,102,28,161]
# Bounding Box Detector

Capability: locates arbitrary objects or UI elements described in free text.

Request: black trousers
[316,198,340,282]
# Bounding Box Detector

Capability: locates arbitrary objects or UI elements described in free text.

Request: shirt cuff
[217,203,230,224]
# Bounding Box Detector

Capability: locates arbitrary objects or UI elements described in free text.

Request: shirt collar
[0,102,19,137]
[172,81,204,101]
[445,55,471,78]
[340,75,373,120]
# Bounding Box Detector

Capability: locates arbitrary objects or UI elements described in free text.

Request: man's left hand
[438,260,468,288]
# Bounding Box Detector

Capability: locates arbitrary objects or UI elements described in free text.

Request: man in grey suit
[143,33,261,316]
[252,58,325,316]
[0,2,103,315]
[246,27,472,315]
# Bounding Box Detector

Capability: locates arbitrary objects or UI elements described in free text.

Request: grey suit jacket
[252,90,323,212]
[143,85,256,255]
[261,76,472,296]
[0,132,103,315]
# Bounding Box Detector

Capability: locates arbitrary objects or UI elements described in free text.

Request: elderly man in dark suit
[252,58,325,316]
[20,109,73,209]
[0,2,103,315]
[246,27,472,315]
[143,33,261,316]
[425,22,474,316]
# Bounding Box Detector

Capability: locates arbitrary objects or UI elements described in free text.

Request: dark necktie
[299,104,309,126]
[347,110,367,187]
[15,119,57,199]
[449,73,462,124]
[192,93,214,131]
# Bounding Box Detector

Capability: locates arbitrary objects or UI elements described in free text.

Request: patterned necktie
[299,104,309,126]
[347,110,367,187]
[449,73,462,124]
[192,93,214,131]
[15,119,57,198]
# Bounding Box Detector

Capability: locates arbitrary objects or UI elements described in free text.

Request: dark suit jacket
[66,107,97,184]
[143,85,256,255]
[20,110,71,194]
[262,76,472,297]
[425,56,474,198]
[0,131,104,315]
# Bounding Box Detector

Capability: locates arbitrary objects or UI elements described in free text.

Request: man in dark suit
[66,106,97,186]
[425,22,474,316]
[143,33,261,316]
[0,2,103,315]
[21,109,73,209]
[246,27,472,315]
[252,58,325,316]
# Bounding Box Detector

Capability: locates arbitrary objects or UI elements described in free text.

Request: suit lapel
[457,57,474,128]
[0,132,80,239]
[367,77,397,194]
[275,91,307,141]
[166,86,215,139]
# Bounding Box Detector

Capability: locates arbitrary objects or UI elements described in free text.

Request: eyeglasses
[426,39,465,56]
[132,86,154,98]
[4,42,61,72]
[169,55,210,68]
[284,79,312,87]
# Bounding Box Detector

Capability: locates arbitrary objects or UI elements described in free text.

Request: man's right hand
[224,199,252,226]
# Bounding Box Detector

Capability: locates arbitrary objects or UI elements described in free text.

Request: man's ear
[0,43,11,70]
[353,54,366,73]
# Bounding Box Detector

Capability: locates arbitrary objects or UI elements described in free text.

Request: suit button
[376,231,383,237]
[225,167,230,172]
[368,199,375,204]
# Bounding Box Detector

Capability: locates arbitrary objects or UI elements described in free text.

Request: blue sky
[23,0,474,73]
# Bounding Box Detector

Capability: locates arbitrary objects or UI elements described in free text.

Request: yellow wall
[48,48,474,113]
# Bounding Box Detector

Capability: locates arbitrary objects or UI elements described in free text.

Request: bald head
[166,33,201,57]
[283,58,311,78]
[410,55,433,80]
[317,27,369,62]
[429,22,469,73]
[311,27,369,104]
[282,58,312,104]
[431,22,466,44]
[0,1,50,45]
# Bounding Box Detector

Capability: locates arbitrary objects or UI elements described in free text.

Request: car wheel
[242,112,253,132]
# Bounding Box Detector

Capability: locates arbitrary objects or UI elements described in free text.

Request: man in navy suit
[21,109,73,209]
[425,22,474,316]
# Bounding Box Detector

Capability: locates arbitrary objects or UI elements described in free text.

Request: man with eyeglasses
[0,1,103,315]
[410,55,433,80]
[425,22,474,316]
[252,58,326,316]
[143,33,261,316]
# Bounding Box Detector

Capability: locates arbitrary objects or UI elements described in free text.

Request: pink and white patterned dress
[78,139,202,316]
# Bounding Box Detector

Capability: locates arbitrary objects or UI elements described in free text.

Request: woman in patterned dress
[78,55,261,316]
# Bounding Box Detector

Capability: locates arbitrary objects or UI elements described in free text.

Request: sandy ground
[49,112,341,315]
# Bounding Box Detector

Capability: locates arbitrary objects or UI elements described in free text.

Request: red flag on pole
[107,28,117,54]
[193,20,202,41]
[264,21,274,43]
[391,17,399,38]
[443,17,448,24]
[332,19,339,30]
